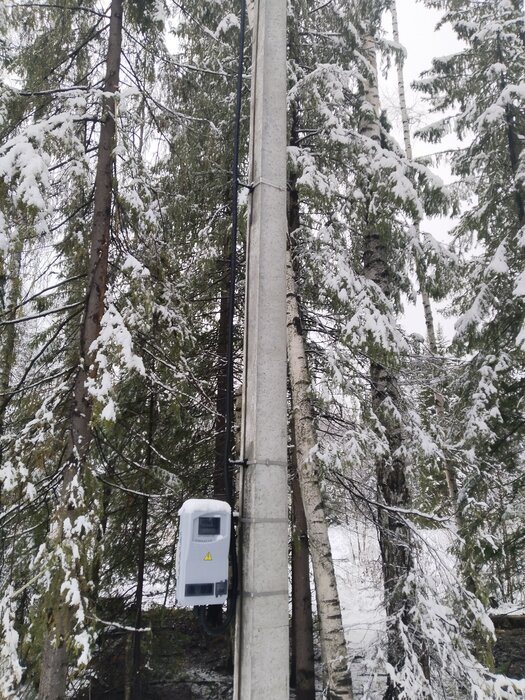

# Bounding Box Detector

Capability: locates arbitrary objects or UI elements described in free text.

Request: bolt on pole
[233,0,289,695]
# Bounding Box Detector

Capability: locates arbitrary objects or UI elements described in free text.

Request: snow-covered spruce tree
[388,2,470,555]
[287,1,431,695]
[416,0,525,629]
[285,1,359,696]
[343,6,525,695]
[0,2,114,692]
[0,1,178,695]
[287,0,429,695]
[37,1,124,695]
[352,12,434,697]
[76,8,200,694]
[6,0,251,691]
[284,0,523,695]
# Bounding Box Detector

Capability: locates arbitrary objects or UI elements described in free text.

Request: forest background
[0,0,525,698]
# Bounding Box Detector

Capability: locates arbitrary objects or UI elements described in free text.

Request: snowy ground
[134,518,525,698]
[330,523,386,697]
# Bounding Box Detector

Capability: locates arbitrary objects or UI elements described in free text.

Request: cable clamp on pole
[228,458,247,471]
[240,517,288,524]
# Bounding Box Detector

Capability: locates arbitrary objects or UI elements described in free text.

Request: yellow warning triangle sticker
[204,552,212,561]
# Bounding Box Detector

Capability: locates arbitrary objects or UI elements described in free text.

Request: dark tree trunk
[92,461,114,602]
[0,239,22,539]
[291,446,316,700]
[38,2,122,697]
[496,34,525,228]
[288,114,315,700]
[505,107,525,228]
[128,389,155,700]
[288,110,315,699]
[286,23,316,695]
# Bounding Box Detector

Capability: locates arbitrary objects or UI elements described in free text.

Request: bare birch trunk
[287,253,353,700]
[286,98,352,697]
[38,2,122,697]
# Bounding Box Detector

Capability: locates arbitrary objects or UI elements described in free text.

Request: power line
[196,0,246,637]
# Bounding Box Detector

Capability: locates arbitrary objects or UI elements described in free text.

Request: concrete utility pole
[233,0,288,694]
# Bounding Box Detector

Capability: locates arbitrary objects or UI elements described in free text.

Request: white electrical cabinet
[176,498,231,607]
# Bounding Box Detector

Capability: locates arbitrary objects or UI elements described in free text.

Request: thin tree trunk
[128,387,155,700]
[391,1,437,355]
[0,242,23,638]
[127,487,148,699]
[0,239,22,484]
[359,32,429,698]
[38,2,122,697]
[495,33,525,228]
[506,109,525,227]
[212,182,237,502]
[392,0,460,512]
[290,436,315,700]
[208,199,234,632]
[92,458,114,603]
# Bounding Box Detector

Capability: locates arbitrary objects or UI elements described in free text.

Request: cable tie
[240,517,288,524]
[242,589,288,598]
[244,459,288,467]
[250,177,287,193]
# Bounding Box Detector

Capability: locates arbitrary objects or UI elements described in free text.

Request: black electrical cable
[223,0,246,507]
[197,0,246,637]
